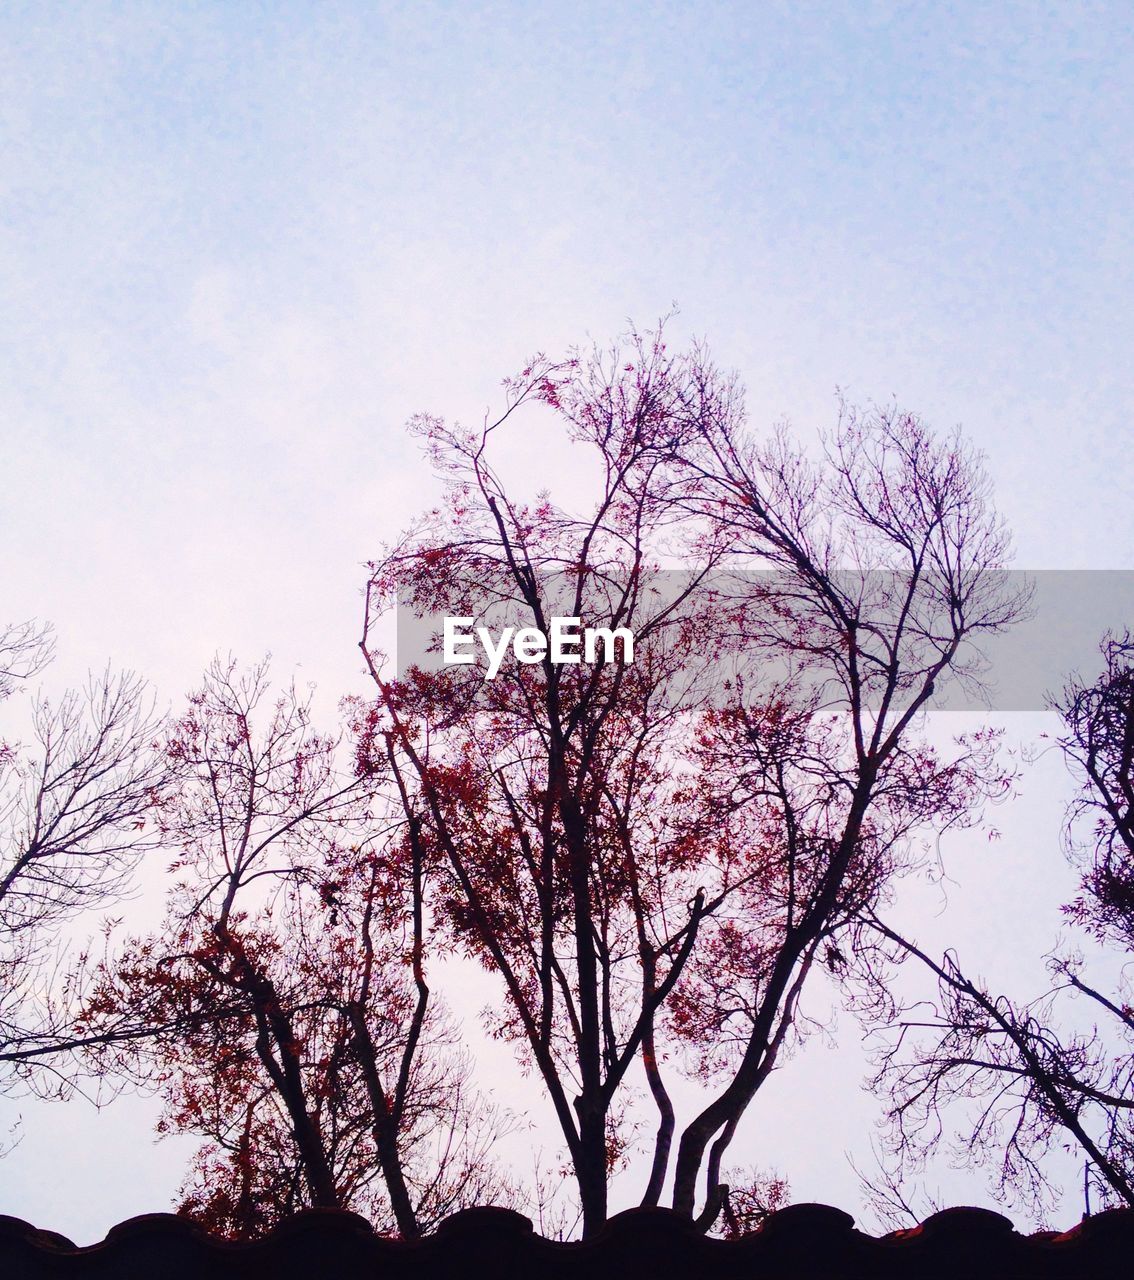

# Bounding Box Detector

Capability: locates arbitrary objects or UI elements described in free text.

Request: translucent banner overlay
[394,571,1134,711]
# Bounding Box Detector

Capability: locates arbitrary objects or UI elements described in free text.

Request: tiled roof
[3,1202,1132,1279]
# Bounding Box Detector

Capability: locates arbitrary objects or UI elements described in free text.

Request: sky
[2,0,1133,1243]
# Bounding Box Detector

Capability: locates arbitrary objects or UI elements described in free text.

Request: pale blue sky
[2,0,1133,1241]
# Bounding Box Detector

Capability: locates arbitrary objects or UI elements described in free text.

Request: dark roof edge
[3,1202,1133,1278]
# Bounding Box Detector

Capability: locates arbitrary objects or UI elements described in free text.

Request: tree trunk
[574,1092,609,1237]
[349,1003,421,1238]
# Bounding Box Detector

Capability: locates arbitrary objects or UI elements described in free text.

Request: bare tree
[658,394,1027,1223]
[0,619,54,701]
[0,622,166,1087]
[868,633,1134,1216]
[1061,632,1134,952]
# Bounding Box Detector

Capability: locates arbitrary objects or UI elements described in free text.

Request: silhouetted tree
[1,620,165,1091]
[361,327,1023,1232]
[661,392,1027,1222]
[88,658,512,1238]
[869,632,1134,1215]
[361,334,739,1235]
